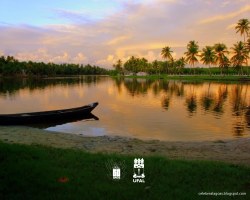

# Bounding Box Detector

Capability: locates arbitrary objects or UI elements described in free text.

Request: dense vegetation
[0,142,249,200]
[113,19,250,76]
[0,56,108,76]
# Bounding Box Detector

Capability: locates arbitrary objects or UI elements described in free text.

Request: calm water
[0,76,249,141]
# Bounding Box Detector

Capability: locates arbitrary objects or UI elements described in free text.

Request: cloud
[53,9,98,24]
[199,5,250,24]
[0,0,249,68]
[106,35,131,45]
[0,50,4,56]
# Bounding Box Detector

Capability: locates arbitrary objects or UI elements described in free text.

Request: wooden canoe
[0,102,98,125]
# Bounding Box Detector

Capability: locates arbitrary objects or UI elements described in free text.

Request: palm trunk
[209,64,211,76]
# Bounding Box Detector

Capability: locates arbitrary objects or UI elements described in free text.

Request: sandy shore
[0,126,249,166]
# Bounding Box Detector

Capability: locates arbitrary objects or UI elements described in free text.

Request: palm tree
[161,46,173,61]
[246,38,250,52]
[246,38,250,72]
[113,59,123,74]
[184,40,199,74]
[200,46,216,75]
[230,41,249,75]
[235,18,250,42]
[219,55,230,74]
[152,60,160,75]
[175,57,186,74]
[214,43,229,75]
[161,46,173,74]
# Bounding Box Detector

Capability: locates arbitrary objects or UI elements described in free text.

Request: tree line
[113,18,250,75]
[0,56,108,76]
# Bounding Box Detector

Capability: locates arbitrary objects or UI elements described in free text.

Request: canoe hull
[0,102,98,125]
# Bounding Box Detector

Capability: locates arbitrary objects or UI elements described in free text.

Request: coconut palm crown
[235,18,250,42]
[184,40,199,67]
[200,46,216,75]
[230,41,249,74]
[214,43,229,65]
[161,46,173,61]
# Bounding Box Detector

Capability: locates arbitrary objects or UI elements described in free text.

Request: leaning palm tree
[230,41,249,75]
[200,46,216,75]
[214,43,229,75]
[184,40,199,74]
[235,18,250,42]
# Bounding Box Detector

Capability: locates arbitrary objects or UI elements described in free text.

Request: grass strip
[0,142,249,200]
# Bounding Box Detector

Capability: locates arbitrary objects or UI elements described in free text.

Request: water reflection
[186,94,197,115]
[0,76,249,141]
[0,76,106,96]
[123,78,154,96]
[213,85,228,115]
[114,78,249,137]
[200,83,214,111]
[31,113,99,129]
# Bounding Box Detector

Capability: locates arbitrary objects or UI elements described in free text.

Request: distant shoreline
[1,74,250,82]
[0,126,249,166]
[114,74,250,82]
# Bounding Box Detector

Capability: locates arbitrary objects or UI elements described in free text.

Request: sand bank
[0,126,249,166]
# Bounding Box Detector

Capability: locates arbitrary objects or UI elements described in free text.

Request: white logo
[113,165,120,180]
[133,158,145,183]
[106,160,126,181]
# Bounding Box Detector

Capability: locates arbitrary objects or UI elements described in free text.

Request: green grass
[0,142,249,200]
[121,74,250,82]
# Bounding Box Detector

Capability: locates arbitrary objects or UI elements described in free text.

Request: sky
[0,0,250,68]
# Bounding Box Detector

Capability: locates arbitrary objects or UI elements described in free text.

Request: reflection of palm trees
[213,85,228,114]
[231,85,247,116]
[159,81,184,110]
[246,107,250,128]
[169,82,184,97]
[186,95,197,114]
[161,95,170,110]
[152,81,161,96]
[200,83,215,111]
[231,85,249,136]
[123,78,154,97]
[232,121,245,137]
[160,80,170,93]
[175,82,184,97]
[0,76,105,97]
[185,85,197,115]
[114,77,123,94]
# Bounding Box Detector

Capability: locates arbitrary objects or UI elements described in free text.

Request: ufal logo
[113,165,120,179]
[106,160,126,181]
[133,158,145,183]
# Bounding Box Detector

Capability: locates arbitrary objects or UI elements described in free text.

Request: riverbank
[119,74,250,82]
[0,126,249,166]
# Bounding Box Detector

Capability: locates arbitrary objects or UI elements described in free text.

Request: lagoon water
[0,76,249,141]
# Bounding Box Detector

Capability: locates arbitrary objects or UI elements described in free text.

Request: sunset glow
[0,0,249,68]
